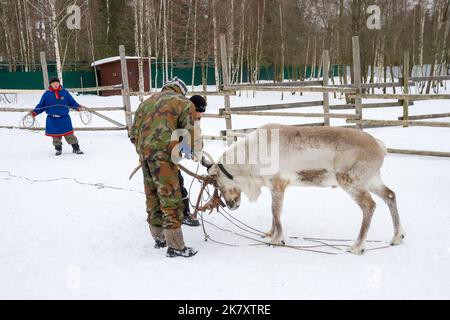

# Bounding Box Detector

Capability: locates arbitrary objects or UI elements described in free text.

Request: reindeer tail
[376,139,388,156]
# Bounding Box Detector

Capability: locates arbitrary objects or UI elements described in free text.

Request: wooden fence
[0,46,234,140]
[1,37,450,157]
[213,35,450,158]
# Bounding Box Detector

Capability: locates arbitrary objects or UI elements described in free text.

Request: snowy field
[1,83,450,299]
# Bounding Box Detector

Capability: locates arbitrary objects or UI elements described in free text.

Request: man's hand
[28,111,36,118]
[78,105,87,112]
[192,152,202,163]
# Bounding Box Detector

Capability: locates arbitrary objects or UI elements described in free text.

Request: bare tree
[212,0,220,90]
[49,0,63,84]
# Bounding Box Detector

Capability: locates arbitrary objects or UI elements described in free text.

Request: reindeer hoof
[391,232,406,246]
[348,246,365,255]
[262,230,273,239]
[390,238,403,246]
[271,238,286,246]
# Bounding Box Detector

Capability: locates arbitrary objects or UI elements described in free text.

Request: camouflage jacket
[130,85,196,161]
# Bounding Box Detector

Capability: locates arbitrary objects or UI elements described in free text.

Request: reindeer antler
[197,188,226,214]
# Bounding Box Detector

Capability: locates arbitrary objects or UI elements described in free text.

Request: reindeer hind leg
[369,174,405,246]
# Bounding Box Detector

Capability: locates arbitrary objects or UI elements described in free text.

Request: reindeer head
[203,156,241,211]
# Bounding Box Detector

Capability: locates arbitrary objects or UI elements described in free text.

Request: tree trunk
[133,0,144,100]
[279,3,285,83]
[49,0,63,84]
[227,0,234,79]
[155,0,162,89]
[106,0,111,42]
[184,0,193,51]
[191,0,198,91]
[212,0,220,90]
[86,0,100,94]
[146,0,153,92]
[163,0,169,83]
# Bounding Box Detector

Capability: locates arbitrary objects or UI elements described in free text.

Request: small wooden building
[91,56,153,96]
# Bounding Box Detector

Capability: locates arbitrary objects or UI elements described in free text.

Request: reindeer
[204,123,405,255]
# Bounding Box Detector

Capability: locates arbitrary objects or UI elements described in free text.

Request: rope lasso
[19,113,41,133]
[1,169,391,255]
[79,106,92,125]
[185,169,391,255]
[21,104,93,129]
[125,151,393,255]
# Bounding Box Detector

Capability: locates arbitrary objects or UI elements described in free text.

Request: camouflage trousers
[52,134,79,147]
[142,159,184,229]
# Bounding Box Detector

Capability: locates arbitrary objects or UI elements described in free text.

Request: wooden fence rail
[348,94,450,100]
[388,148,450,158]
[409,75,450,82]
[398,112,450,120]
[330,101,414,110]
[220,100,323,113]
[223,85,357,94]
[223,110,359,119]
[346,119,450,128]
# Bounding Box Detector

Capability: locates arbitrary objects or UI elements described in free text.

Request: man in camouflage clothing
[130,77,200,258]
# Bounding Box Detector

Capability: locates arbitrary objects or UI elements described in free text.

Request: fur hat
[163,77,188,96]
[49,77,60,84]
[190,95,207,113]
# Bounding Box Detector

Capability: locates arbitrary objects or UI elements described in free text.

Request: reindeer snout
[226,199,240,211]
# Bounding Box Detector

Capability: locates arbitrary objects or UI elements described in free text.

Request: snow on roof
[91,56,155,67]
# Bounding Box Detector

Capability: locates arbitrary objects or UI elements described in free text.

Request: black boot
[55,145,62,156]
[164,228,198,258]
[154,239,167,249]
[182,214,200,227]
[166,246,198,258]
[72,143,84,155]
[182,197,200,227]
[150,226,166,249]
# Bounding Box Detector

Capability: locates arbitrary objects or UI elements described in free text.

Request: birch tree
[212,0,220,90]
[191,0,198,91]
[49,0,63,84]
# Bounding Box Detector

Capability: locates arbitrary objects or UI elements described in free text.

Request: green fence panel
[0,64,342,90]
[0,71,96,90]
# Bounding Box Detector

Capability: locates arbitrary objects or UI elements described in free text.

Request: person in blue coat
[29,77,85,156]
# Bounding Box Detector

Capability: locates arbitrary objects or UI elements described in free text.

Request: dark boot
[182,197,200,227]
[164,228,197,258]
[55,145,62,156]
[150,225,166,249]
[183,214,200,227]
[72,143,84,155]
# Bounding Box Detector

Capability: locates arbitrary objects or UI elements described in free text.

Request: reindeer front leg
[269,177,289,245]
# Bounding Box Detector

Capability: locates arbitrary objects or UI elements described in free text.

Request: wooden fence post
[40,52,49,89]
[219,34,233,145]
[352,36,363,130]
[403,52,410,127]
[322,50,330,126]
[119,45,133,133]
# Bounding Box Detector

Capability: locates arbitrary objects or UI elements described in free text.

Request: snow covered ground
[1,83,449,299]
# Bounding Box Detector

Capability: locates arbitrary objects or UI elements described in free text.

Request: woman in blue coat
[29,77,85,156]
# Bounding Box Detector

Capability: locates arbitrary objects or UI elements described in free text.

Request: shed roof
[91,56,155,67]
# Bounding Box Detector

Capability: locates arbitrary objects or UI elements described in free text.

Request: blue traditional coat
[32,87,80,137]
